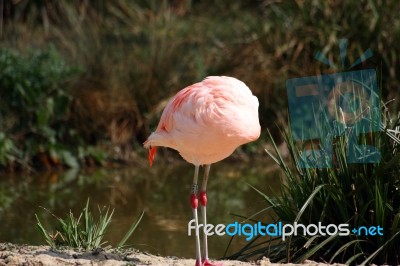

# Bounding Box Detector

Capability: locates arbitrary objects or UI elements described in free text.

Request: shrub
[0,47,91,169]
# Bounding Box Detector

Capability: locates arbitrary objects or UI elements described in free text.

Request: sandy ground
[0,243,346,266]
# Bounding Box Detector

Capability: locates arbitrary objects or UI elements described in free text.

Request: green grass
[225,106,400,264]
[35,199,144,250]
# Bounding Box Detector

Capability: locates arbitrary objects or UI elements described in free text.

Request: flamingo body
[144,76,260,165]
[144,76,260,265]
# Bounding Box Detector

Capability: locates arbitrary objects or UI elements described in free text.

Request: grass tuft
[35,199,143,250]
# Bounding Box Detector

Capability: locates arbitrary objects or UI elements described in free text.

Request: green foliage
[1,1,400,167]
[225,108,400,264]
[0,47,108,169]
[0,133,20,167]
[35,199,144,250]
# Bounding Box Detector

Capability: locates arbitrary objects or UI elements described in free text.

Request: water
[0,158,282,259]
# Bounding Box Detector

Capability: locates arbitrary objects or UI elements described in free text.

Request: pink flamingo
[144,76,260,266]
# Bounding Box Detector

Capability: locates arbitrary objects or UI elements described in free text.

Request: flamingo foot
[202,259,223,266]
[195,258,202,266]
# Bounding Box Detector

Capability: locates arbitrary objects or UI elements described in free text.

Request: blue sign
[286,40,381,168]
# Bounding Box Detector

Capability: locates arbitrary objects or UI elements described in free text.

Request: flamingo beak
[149,146,157,167]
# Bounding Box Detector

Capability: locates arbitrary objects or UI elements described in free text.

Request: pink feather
[144,76,260,166]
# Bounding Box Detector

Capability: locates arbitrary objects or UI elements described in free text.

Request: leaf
[329,239,366,263]
[60,150,79,168]
[35,214,55,248]
[117,210,144,248]
[360,230,400,266]
[294,184,326,224]
[295,234,337,263]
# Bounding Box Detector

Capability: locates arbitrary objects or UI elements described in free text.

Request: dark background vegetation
[0,0,399,170]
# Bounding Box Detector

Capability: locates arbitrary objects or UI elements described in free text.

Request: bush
[0,47,85,169]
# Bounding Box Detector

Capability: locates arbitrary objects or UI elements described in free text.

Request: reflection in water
[0,159,282,258]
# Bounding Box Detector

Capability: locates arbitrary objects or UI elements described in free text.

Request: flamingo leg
[190,165,202,266]
[200,165,222,266]
[200,165,210,263]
